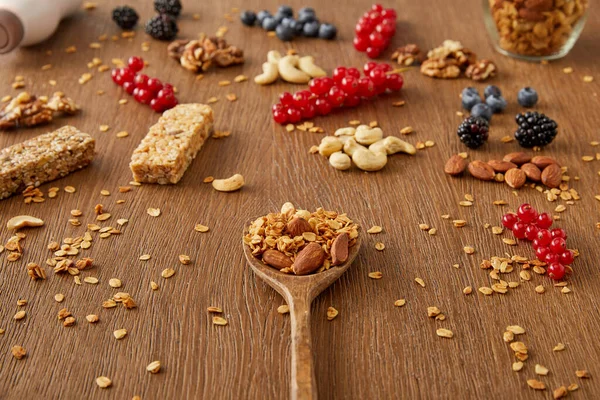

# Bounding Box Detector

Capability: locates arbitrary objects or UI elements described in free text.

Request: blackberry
[145,14,178,41]
[514,111,557,148]
[154,0,182,17]
[457,116,489,149]
[112,6,139,30]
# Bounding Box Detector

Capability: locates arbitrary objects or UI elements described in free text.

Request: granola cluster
[167,34,244,73]
[489,0,588,57]
[391,44,425,66]
[420,40,497,81]
[0,92,79,130]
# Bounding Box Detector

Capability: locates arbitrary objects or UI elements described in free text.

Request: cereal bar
[129,103,213,184]
[0,126,95,200]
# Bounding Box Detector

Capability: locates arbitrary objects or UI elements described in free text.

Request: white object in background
[0,0,80,53]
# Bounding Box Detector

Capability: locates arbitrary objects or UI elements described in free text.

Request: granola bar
[0,126,95,200]
[129,104,213,184]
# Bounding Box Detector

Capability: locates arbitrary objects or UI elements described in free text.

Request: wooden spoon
[243,222,361,400]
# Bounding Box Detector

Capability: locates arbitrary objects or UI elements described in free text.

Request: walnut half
[465,59,498,81]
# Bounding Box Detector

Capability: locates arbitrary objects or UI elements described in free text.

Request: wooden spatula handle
[289,294,317,400]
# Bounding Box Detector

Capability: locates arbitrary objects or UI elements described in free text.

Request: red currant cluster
[272,62,403,124]
[502,203,574,280]
[353,4,397,58]
[111,56,178,113]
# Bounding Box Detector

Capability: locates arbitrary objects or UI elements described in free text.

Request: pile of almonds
[445,152,563,189]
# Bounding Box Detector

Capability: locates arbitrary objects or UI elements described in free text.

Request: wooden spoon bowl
[243,219,362,400]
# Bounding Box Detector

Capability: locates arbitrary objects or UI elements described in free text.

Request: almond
[503,152,531,165]
[505,168,527,189]
[531,156,559,169]
[518,7,544,21]
[488,160,517,173]
[444,155,467,176]
[520,163,542,182]
[286,216,313,238]
[331,233,349,266]
[468,160,495,181]
[525,0,553,12]
[541,163,562,188]
[262,249,293,270]
[292,243,325,275]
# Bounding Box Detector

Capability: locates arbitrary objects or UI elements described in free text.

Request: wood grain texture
[0,0,599,399]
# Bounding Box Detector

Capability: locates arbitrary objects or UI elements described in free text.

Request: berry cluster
[271,62,404,124]
[111,56,178,113]
[353,4,397,59]
[456,116,489,149]
[502,204,574,280]
[514,111,558,148]
[144,0,182,41]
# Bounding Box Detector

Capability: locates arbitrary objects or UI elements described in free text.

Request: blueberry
[280,17,295,27]
[256,10,271,24]
[262,16,278,31]
[240,10,256,26]
[484,85,502,98]
[298,7,315,15]
[471,103,493,121]
[517,87,538,107]
[303,21,320,37]
[462,92,482,111]
[462,87,479,98]
[485,94,507,113]
[273,12,287,24]
[276,24,294,41]
[298,12,318,24]
[289,20,304,36]
[318,23,337,40]
[278,5,294,17]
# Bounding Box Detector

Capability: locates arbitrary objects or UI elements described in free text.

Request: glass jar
[483,0,589,61]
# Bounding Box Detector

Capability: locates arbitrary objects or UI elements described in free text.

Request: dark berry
[298,11,317,24]
[471,103,493,121]
[518,87,538,107]
[273,12,287,24]
[154,0,182,17]
[145,14,178,41]
[514,111,558,148]
[461,91,482,111]
[112,6,139,30]
[240,11,257,26]
[485,95,507,113]
[256,10,271,24]
[262,17,278,31]
[303,21,320,37]
[277,5,294,17]
[299,7,315,16]
[289,20,304,36]
[275,24,294,41]
[483,85,501,98]
[318,23,337,40]
[462,87,479,98]
[456,116,489,149]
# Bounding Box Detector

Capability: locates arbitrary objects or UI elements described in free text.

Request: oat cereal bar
[0,126,95,200]
[129,103,213,184]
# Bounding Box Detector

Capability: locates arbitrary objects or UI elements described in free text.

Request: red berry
[550,228,567,239]
[315,98,332,115]
[340,76,359,95]
[273,109,288,124]
[162,83,174,92]
[333,67,347,84]
[344,94,361,107]
[328,86,345,107]
[301,103,317,119]
[368,11,382,24]
[150,98,164,113]
[502,213,518,229]
[357,77,376,98]
[375,63,393,73]
[120,68,136,85]
[517,203,537,223]
[381,8,397,20]
[365,46,381,59]
[536,212,553,229]
[111,68,121,84]
[559,250,574,265]
[287,107,302,123]
[279,92,294,107]
[532,238,542,250]
[535,246,550,261]
[293,91,310,108]
[369,68,386,86]
[355,22,373,38]
[123,81,136,95]
[524,224,538,241]
[134,88,153,105]
[309,78,327,95]
[547,262,566,280]
[353,36,369,51]
[134,74,149,90]
[385,73,403,91]
[363,61,379,75]
[368,31,385,48]
[512,222,527,239]
[376,18,396,36]
[147,78,163,93]
[272,103,284,113]
[550,237,567,254]
[545,252,560,264]
[371,4,383,12]
[346,67,361,79]
[536,229,552,246]
[157,92,177,108]
[127,56,144,72]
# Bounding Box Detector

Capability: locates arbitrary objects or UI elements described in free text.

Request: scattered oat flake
[277,305,289,314]
[326,307,339,321]
[233,75,247,83]
[503,238,517,246]
[527,379,546,390]
[375,242,385,251]
[535,364,549,376]
[479,287,493,296]
[367,225,382,234]
[436,328,453,338]
[563,67,573,74]
[99,125,109,132]
[400,126,413,135]
[54,293,65,302]
[11,345,26,359]
[553,343,565,351]
[147,208,161,217]
[368,271,383,279]
[553,386,568,399]
[109,278,122,288]
[139,254,151,261]
[415,277,425,287]
[463,286,472,295]
[207,97,218,104]
[512,362,524,372]
[84,277,99,284]
[561,287,571,294]
[113,329,127,340]
[203,176,214,183]
[194,224,209,232]
[147,360,161,374]
[213,316,228,326]
[463,246,475,254]
[13,311,26,320]
[583,75,594,83]
[100,189,110,196]
[506,325,525,335]
[86,314,99,323]
[568,384,579,391]
[535,285,545,294]
[96,376,112,388]
[394,299,406,307]
[161,268,175,279]
[150,281,159,291]
[64,186,76,193]
[575,370,590,378]
[459,201,473,207]
[116,131,129,138]
[117,218,128,226]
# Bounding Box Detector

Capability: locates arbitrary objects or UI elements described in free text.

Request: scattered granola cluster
[0,92,79,129]
[420,40,497,81]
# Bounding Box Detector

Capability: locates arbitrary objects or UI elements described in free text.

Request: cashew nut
[334,127,356,137]
[355,125,383,145]
[254,62,279,85]
[329,152,352,170]
[278,55,311,84]
[281,202,296,215]
[267,50,282,64]
[6,215,44,230]
[212,174,245,192]
[383,136,417,155]
[318,136,343,157]
[352,149,388,172]
[368,140,387,155]
[298,56,326,78]
[343,138,367,157]
[336,135,354,144]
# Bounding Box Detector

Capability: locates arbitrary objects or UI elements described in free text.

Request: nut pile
[312,125,416,172]
[421,40,497,81]
[167,34,244,73]
[255,50,325,85]
[0,92,79,130]
[243,203,358,275]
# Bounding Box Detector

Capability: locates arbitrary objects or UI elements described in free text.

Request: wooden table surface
[1,0,599,399]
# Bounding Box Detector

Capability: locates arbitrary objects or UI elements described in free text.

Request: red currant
[375,63,393,73]
[272,103,284,113]
[147,78,163,93]
[357,77,376,98]
[293,91,311,108]
[355,22,373,37]
[363,61,379,75]
[536,229,552,246]
[524,224,538,241]
[279,92,294,107]
[301,103,317,119]
[375,22,395,37]
[369,68,386,86]
[346,67,361,79]
[273,109,288,124]
[134,74,149,90]
[157,92,177,108]
[368,11,382,24]
[309,78,327,96]
[315,98,332,115]
[111,68,121,84]
[371,4,383,12]
[545,253,560,264]
[162,83,174,92]
[559,250,574,265]
[381,8,397,20]
[123,81,136,95]
[344,94,361,107]
[517,204,538,223]
[547,262,566,280]
[502,213,518,229]
[532,238,542,250]
[134,88,153,105]
[341,76,359,95]
[332,67,347,84]
[365,46,381,59]
[550,228,567,239]
[536,212,553,229]
[385,73,403,91]
[353,36,369,51]
[127,56,145,72]
[535,246,550,261]
[512,222,527,239]
[287,107,302,123]
[328,86,345,107]
[150,98,164,113]
[368,31,385,48]
[549,237,567,254]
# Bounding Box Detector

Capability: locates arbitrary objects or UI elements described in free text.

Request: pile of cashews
[316,125,416,172]
[254,50,326,85]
